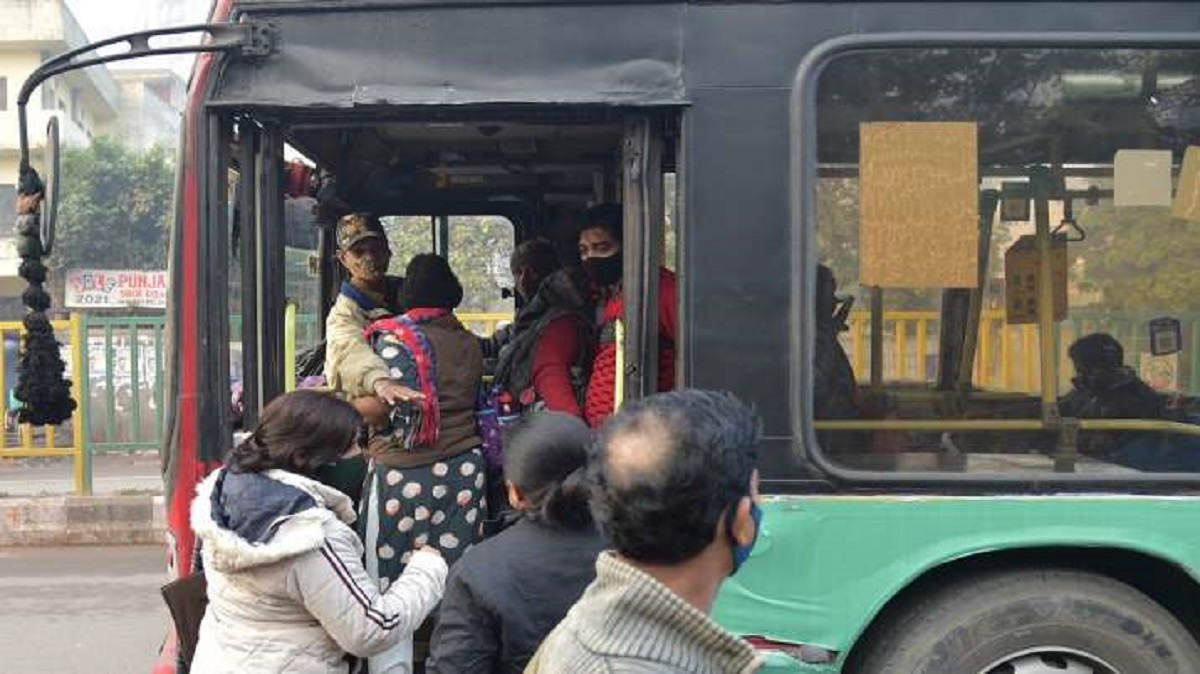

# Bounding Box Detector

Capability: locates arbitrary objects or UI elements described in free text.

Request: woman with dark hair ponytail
[189,391,447,673]
[427,412,606,674]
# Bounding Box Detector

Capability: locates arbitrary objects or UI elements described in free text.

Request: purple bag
[477,386,519,469]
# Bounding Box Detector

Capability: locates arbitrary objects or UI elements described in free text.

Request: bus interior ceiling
[274,108,654,232]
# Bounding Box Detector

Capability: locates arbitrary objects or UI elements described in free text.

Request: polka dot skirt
[360,448,487,581]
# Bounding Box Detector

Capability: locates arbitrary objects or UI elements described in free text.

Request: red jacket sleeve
[531,315,584,418]
[657,268,678,391]
[658,268,678,344]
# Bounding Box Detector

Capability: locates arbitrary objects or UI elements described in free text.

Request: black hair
[401,253,464,309]
[503,411,594,530]
[511,238,562,280]
[590,389,761,565]
[1069,333,1125,371]
[579,203,623,245]
[227,390,361,475]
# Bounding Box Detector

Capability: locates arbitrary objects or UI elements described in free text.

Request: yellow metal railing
[456,311,513,337]
[459,309,1152,396]
[846,310,1047,392]
[0,314,87,494]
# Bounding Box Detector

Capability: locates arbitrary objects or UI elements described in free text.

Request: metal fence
[842,310,1200,393]
[79,314,168,456]
[0,315,87,492]
[11,309,1197,494]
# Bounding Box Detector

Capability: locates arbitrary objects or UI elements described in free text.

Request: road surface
[0,545,169,673]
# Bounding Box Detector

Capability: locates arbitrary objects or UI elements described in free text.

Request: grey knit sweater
[528,551,762,673]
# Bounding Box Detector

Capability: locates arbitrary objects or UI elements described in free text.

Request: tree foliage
[819,48,1196,165]
[383,215,515,313]
[813,44,1200,314]
[1073,203,1200,312]
[51,136,174,282]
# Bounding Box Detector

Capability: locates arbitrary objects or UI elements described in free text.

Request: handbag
[160,570,208,666]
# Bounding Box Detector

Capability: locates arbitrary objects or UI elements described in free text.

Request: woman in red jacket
[492,239,593,418]
[576,204,677,428]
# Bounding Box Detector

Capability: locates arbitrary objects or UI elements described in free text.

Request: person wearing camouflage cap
[324,213,424,406]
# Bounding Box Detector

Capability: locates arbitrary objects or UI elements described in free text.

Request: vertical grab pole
[71,313,90,495]
[614,320,625,414]
[1032,168,1060,417]
[870,287,884,391]
[0,326,8,453]
[284,302,297,392]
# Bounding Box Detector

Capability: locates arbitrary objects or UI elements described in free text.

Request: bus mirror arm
[15,22,277,176]
[9,21,276,428]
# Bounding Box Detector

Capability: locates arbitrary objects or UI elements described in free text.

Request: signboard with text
[65,270,168,309]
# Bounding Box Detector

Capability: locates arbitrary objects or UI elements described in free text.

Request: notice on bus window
[1140,352,1180,393]
[1149,317,1183,356]
[859,122,979,288]
[1003,235,1068,325]
[1173,146,1200,222]
[65,270,167,309]
[1114,149,1173,207]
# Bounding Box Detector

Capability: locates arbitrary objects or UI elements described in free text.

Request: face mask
[584,254,622,286]
[729,500,763,576]
[347,254,388,282]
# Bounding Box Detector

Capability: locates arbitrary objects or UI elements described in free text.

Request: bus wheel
[851,568,1200,674]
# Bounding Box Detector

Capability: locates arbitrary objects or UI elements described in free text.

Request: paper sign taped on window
[1149,317,1183,356]
[1003,235,1067,325]
[1140,352,1180,393]
[859,122,979,288]
[1114,149,1173,207]
[1172,146,1200,222]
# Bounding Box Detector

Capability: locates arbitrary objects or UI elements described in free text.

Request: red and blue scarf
[363,308,448,447]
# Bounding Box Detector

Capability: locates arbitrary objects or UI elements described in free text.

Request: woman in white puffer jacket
[190,390,447,674]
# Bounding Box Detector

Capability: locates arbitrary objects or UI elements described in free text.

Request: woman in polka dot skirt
[356,255,487,673]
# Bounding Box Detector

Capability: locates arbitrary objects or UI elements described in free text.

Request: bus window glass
[811,47,1200,475]
[382,216,435,273]
[448,215,514,335]
[283,158,321,353]
[227,166,243,428]
[665,172,677,271]
[381,215,515,335]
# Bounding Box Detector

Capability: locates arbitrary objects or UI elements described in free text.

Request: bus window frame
[236,120,260,428]
[790,31,1200,490]
[231,118,287,426]
[206,112,234,453]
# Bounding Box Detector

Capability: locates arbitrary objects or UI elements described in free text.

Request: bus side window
[810,45,1200,476]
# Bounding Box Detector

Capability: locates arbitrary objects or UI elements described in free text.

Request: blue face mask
[729,500,763,576]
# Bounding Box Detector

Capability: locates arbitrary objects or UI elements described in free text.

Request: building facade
[112,69,185,151]
[0,0,121,313]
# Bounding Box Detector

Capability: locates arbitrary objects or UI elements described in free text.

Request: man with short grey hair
[528,389,764,674]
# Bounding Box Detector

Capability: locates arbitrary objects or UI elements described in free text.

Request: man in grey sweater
[528,389,764,674]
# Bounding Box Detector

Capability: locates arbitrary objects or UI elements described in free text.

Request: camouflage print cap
[336,213,387,250]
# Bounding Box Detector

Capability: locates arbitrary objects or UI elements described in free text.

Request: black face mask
[584,254,622,286]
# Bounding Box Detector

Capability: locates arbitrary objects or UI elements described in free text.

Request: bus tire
[851,567,1200,674]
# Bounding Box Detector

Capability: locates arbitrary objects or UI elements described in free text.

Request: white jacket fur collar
[191,468,357,574]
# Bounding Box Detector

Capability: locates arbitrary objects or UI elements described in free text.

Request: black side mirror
[41,116,61,255]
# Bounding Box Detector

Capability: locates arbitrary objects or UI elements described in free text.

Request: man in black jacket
[1060,332,1164,460]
